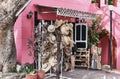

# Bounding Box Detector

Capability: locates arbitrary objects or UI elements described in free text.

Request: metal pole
[110,10,112,70]
[56,32,61,79]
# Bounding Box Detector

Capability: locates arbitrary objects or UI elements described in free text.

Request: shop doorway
[74,23,88,49]
[100,33,117,69]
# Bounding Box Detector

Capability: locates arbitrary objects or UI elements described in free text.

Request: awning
[32,0,96,19]
[57,8,96,19]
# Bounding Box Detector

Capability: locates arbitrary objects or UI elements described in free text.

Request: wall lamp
[27,11,33,19]
[75,18,86,23]
[80,18,86,23]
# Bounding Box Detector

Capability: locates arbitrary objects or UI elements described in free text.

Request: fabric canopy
[32,0,95,14]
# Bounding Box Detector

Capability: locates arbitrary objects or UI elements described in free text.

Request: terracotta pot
[26,74,37,79]
[37,70,45,79]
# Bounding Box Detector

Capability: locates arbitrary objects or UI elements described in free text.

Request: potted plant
[23,63,37,79]
[27,30,45,79]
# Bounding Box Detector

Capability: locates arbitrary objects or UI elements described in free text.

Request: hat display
[34,19,74,71]
[47,25,55,32]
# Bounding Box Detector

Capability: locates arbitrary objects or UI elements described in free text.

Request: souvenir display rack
[75,49,90,68]
[91,45,102,70]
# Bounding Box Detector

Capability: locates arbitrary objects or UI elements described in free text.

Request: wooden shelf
[75,59,88,61]
[75,49,90,69]
[75,65,88,67]
[76,55,88,57]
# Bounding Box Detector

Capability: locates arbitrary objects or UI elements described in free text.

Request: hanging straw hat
[66,23,73,32]
[68,23,73,31]
[54,19,64,28]
[63,62,70,71]
[41,62,51,72]
[47,25,55,33]
[60,24,70,35]
[48,56,57,66]
[48,34,56,44]
[64,48,71,56]
[62,36,71,46]
[52,47,57,54]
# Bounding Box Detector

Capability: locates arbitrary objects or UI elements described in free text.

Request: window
[91,0,100,8]
[75,23,88,49]
[105,0,117,6]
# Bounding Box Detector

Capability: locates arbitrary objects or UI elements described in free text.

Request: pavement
[45,68,120,79]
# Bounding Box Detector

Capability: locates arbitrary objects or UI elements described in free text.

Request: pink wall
[89,2,120,69]
[100,36,110,65]
[14,1,36,64]
[14,14,22,63]
[99,6,120,70]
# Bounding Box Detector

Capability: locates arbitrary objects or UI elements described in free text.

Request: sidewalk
[104,69,120,74]
[45,68,120,79]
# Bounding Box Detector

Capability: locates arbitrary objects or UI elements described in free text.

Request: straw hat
[48,56,57,66]
[42,52,50,58]
[64,62,70,71]
[70,40,74,48]
[41,62,51,72]
[48,34,56,44]
[64,48,71,56]
[47,25,55,32]
[52,47,57,54]
[62,36,71,46]
[54,19,63,28]
[60,24,70,35]
[69,23,73,28]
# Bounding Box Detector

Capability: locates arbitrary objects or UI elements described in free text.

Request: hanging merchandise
[34,20,74,73]
[91,45,102,70]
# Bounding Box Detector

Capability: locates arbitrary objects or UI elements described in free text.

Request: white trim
[75,23,88,48]
[57,8,96,19]
[15,0,31,17]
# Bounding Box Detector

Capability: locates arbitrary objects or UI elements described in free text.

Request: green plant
[23,63,35,74]
[10,66,17,72]
[88,16,108,48]
[88,28,100,48]
[108,0,113,5]
[91,0,96,3]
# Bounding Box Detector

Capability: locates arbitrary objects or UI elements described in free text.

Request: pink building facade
[14,0,92,64]
[14,0,120,70]
[90,0,120,69]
